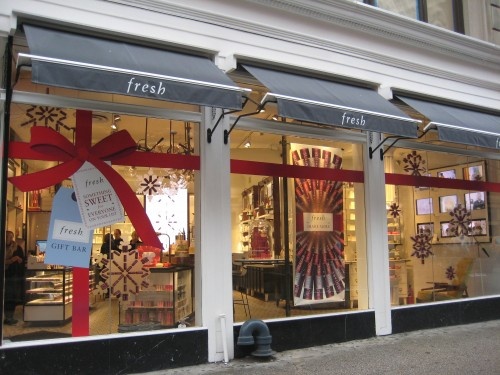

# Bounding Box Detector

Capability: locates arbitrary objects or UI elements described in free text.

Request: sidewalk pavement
[137,319,500,375]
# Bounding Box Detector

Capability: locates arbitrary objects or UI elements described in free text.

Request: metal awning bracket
[223,98,274,145]
[207,96,250,143]
[369,126,433,160]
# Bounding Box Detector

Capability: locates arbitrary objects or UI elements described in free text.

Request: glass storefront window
[385,148,500,306]
[230,129,368,322]
[4,104,199,342]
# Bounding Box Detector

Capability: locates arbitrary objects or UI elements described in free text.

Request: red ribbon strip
[9,114,163,249]
[230,159,365,183]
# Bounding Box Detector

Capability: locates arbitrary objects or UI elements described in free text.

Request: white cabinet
[119,266,193,328]
[389,259,412,305]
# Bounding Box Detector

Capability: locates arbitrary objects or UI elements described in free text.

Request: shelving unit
[238,177,281,258]
[387,210,402,246]
[119,266,193,328]
[24,268,73,322]
[389,259,411,305]
[344,184,357,247]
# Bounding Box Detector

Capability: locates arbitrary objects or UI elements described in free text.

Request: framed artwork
[439,195,458,213]
[465,192,486,211]
[463,164,484,181]
[468,219,488,237]
[417,222,434,237]
[416,198,433,215]
[436,169,456,179]
[415,160,490,244]
[440,222,453,238]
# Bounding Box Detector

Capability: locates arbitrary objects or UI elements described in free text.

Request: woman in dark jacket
[100,233,119,256]
[4,230,25,325]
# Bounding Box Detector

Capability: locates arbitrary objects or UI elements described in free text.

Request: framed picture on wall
[439,195,458,213]
[416,197,433,215]
[417,222,434,237]
[463,164,484,181]
[468,219,488,237]
[465,192,486,211]
[440,222,453,238]
[437,169,456,179]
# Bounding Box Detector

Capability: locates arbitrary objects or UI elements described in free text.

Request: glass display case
[119,266,193,329]
[24,268,73,322]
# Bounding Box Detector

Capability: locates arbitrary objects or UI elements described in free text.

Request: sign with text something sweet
[72,161,124,229]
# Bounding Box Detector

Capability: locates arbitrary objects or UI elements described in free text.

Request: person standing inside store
[113,229,123,250]
[99,233,119,299]
[129,231,143,250]
[100,232,119,257]
[4,230,25,325]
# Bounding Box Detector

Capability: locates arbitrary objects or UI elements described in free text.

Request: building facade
[0,0,499,373]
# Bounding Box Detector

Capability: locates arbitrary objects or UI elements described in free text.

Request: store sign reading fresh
[303,213,334,232]
[72,161,124,229]
[341,113,366,127]
[45,187,93,268]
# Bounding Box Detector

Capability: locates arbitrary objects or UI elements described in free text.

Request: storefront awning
[398,96,500,150]
[19,24,247,109]
[243,65,420,137]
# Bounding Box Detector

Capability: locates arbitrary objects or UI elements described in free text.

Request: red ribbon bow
[9,125,162,249]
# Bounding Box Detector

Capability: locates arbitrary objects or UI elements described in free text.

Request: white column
[364,131,392,336]
[196,107,234,362]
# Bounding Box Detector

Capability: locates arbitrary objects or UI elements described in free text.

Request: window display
[386,149,499,306]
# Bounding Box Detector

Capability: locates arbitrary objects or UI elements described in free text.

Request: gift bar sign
[72,161,124,229]
[45,187,94,268]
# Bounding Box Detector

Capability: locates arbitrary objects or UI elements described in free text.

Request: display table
[235,259,291,302]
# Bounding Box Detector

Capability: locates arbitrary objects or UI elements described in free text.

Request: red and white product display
[291,144,345,306]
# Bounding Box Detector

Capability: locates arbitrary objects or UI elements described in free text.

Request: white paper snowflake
[99,250,150,301]
[136,168,163,195]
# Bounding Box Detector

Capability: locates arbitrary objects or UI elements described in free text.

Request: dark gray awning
[243,65,420,137]
[20,24,246,109]
[398,96,500,150]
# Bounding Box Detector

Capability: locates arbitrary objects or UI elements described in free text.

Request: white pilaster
[197,107,234,362]
[364,131,392,336]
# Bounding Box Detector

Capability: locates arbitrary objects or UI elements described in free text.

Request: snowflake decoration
[136,168,163,195]
[388,202,401,218]
[448,204,471,239]
[91,252,107,298]
[445,266,456,281]
[93,280,108,298]
[99,250,150,301]
[21,105,72,131]
[402,151,427,176]
[410,230,433,264]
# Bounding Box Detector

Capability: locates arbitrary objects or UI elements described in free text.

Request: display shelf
[239,177,280,258]
[24,268,73,321]
[387,210,402,245]
[389,259,413,305]
[119,266,192,328]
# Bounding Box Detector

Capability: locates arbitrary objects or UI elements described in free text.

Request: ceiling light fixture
[111,113,121,131]
[243,135,252,148]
